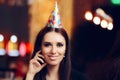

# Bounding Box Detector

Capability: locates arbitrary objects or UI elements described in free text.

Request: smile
[48,55,59,60]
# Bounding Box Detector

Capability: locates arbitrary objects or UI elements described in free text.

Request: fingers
[27,50,47,75]
[28,59,46,74]
[34,50,46,65]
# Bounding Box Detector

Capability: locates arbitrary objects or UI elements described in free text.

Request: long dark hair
[31,26,71,80]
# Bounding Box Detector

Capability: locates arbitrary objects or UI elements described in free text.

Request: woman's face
[41,31,66,66]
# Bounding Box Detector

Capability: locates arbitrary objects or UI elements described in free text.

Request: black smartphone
[38,56,46,65]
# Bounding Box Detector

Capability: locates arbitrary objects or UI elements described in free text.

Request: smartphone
[38,53,46,65]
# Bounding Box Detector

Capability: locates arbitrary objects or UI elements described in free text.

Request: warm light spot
[101,20,108,28]
[107,22,113,30]
[26,42,32,53]
[96,8,105,17]
[85,11,93,21]
[93,16,101,25]
[19,42,26,57]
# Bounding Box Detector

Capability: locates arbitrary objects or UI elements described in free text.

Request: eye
[57,42,63,47]
[43,42,51,47]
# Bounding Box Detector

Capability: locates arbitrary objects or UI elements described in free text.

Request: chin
[47,62,60,66]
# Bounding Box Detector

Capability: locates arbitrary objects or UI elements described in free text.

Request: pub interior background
[0,0,120,80]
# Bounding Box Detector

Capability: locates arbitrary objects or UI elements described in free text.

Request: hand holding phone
[27,51,47,75]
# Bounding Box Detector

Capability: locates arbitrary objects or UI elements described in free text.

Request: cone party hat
[47,2,62,28]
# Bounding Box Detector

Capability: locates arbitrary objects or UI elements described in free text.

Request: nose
[51,46,56,54]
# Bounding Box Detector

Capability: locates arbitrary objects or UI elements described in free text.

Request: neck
[46,65,60,80]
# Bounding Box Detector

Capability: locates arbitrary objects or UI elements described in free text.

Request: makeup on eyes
[43,42,64,47]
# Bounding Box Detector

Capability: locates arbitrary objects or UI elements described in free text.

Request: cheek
[41,47,50,54]
[59,47,66,55]
[41,49,49,59]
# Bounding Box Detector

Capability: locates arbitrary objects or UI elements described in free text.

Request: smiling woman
[24,2,88,80]
[26,27,70,80]
[25,26,88,80]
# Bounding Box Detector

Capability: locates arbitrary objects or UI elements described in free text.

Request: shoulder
[71,69,89,80]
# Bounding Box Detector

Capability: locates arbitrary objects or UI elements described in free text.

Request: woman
[25,2,88,80]
[25,26,70,80]
[25,27,88,80]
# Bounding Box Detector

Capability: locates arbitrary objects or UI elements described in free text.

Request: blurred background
[0,0,120,80]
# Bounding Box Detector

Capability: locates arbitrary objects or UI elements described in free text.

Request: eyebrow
[43,41,65,44]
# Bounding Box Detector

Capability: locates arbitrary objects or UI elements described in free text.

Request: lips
[48,55,58,60]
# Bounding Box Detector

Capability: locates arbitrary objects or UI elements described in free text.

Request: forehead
[43,31,65,42]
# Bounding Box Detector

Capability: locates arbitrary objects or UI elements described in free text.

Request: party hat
[47,2,62,28]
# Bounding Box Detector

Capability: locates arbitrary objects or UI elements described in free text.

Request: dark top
[71,69,89,80]
[106,57,120,80]
[23,69,89,80]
